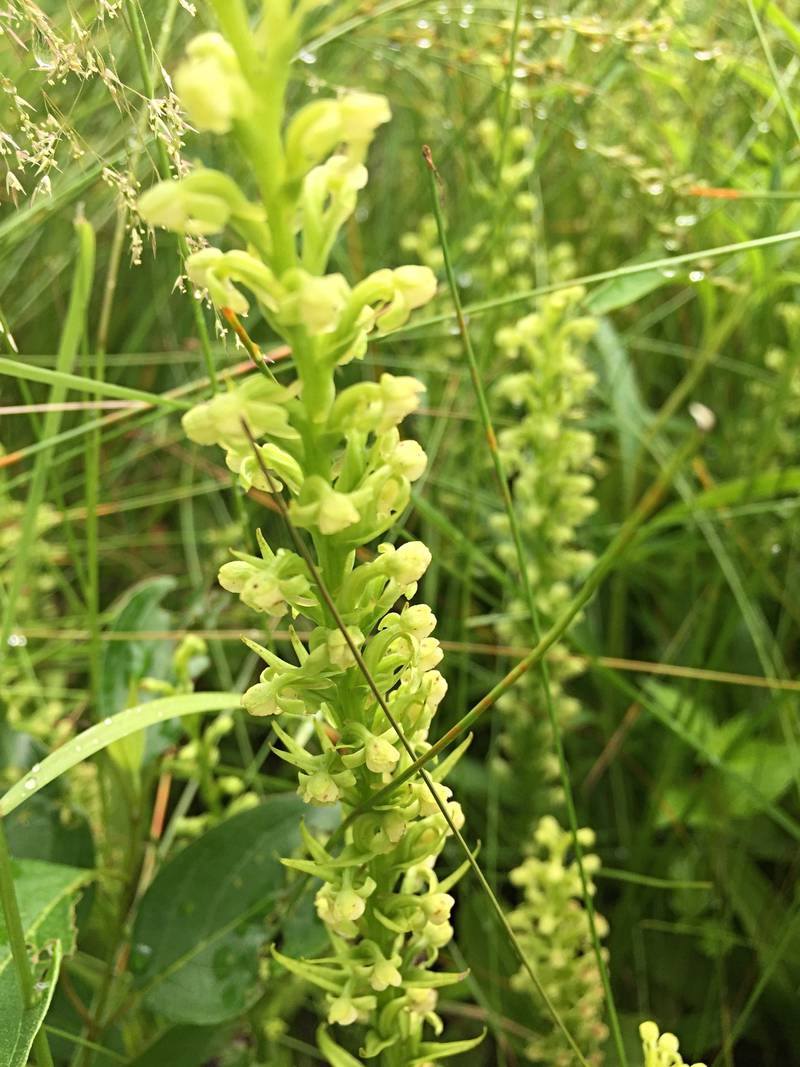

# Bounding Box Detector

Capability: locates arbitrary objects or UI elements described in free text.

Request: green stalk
[746,0,800,145]
[385,227,800,338]
[0,220,95,664]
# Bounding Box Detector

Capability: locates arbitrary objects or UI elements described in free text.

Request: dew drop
[24,777,37,791]
[771,543,782,555]
[689,269,705,282]
[103,716,112,726]
[462,1,474,12]
[417,37,432,49]
[694,48,715,61]
[574,137,587,150]
[535,105,548,120]
[31,763,41,774]
[458,18,470,28]
[758,120,770,133]
[661,269,676,278]
[298,49,316,65]
[416,18,430,29]
[675,214,697,228]
[7,633,26,647]
[646,180,664,196]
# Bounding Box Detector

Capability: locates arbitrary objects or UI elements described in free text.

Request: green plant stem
[385,227,800,338]
[0,221,95,664]
[746,0,800,145]
[0,820,55,1067]
[425,148,628,1067]
[241,420,591,1067]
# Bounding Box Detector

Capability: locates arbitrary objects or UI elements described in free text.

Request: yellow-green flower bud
[377,541,432,585]
[338,91,391,158]
[326,626,364,669]
[393,264,438,308]
[285,99,343,179]
[390,439,428,481]
[364,733,400,774]
[241,681,280,717]
[174,33,252,134]
[377,373,425,431]
[298,770,341,805]
[423,891,455,925]
[217,560,252,593]
[138,169,264,236]
[278,270,350,334]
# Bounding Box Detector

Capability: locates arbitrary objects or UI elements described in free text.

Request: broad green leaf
[0,693,239,817]
[585,262,668,314]
[0,941,62,1067]
[131,795,305,1024]
[0,858,90,976]
[0,859,89,1062]
[126,1023,233,1067]
[5,793,94,869]
[593,320,651,504]
[100,576,176,777]
[653,466,800,528]
[101,576,177,719]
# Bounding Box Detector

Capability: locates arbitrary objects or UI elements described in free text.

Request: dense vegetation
[1,2,799,1065]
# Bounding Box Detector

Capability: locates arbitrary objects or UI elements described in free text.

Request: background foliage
[1,1,799,1065]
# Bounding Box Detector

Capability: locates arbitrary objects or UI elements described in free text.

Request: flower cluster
[509,817,609,1067]
[139,4,478,1062]
[492,282,608,1063]
[639,1021,707,1067]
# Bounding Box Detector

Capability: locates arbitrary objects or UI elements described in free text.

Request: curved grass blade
[0,356,188,411]
[384,228,800,338]
[0,693,238,817]
[0,220,95,667]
